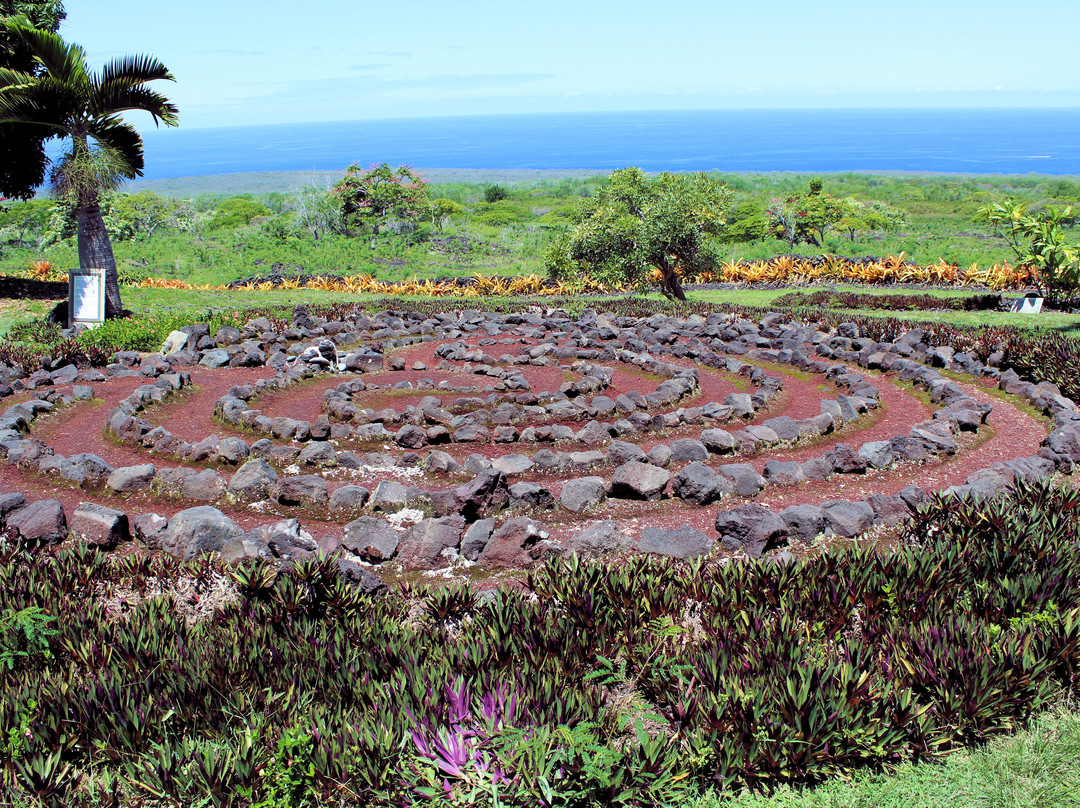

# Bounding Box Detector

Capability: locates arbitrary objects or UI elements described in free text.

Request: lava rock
[558,476,606,512]
[477,516,547,568]
[341,516,400,563]
[162,506,242,558]
[270,475,329,506]
[672,462,731,505]
[181,469,227,502]
[460,518,495,561]
[669,438,709,463]
[452,469,510,521]
[6,499,67,545]
[397,515,466,569]
[638,525,713,559]
[106,463,157,493]
[716,463,767,497]
[609,460,671,500]
[228,459,278,500]
[563,521,629,556]
[779,504,826,544]
[715,505,787,557]
[69,503,129,549]
[369,480,409,513]
[822,500,875,538]
[329,485,370,514]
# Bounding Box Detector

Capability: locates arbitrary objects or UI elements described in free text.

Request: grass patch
[686,701,1080,808]
[0,297,58,338]
[686,288,1080,334]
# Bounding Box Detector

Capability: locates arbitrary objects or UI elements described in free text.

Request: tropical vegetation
[0,15,177,314]
[0,478,1077,806]
[2,169,1078,303]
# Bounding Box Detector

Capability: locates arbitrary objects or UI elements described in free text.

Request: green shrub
[77,312,186,353]
[483,184,510,203]
[474,200,530,227]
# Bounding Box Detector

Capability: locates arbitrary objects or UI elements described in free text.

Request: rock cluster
[0,305,1072,585]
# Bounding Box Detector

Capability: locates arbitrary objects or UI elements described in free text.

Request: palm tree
[0,17,177,315]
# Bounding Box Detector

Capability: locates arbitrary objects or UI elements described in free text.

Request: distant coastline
[126,168,609,196]
[127,165,1080,198]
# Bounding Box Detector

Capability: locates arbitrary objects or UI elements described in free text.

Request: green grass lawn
[686,288,1080,334]
[4,283,1077,343]
[686,702,1080,808]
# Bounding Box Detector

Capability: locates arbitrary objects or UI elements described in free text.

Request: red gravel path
[0,355,1050,548]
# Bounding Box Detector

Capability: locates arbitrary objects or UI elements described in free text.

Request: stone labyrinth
[2,304,1079,588]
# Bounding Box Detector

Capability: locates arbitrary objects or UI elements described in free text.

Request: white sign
[69,268,105,327]
[1008,296,1043,314]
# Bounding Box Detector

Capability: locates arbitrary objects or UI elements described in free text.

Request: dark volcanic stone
[341,516,399,563]
[558,476,606,513]
[563,521,629,556]
[672,462,730,505]
[6,499,67,545]
[397,515,466,569]
[70,503,129,549]
[162,506,242,558]
[638,525,713,559]
[477,516,546,568]
[715,505,787,557]
[610,461,671,500]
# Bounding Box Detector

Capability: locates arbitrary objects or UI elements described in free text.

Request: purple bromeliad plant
[407,676,528,799]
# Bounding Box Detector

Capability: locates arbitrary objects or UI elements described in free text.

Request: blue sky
[62,0,1080,130]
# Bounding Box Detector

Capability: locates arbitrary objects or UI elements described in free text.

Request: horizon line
[153,105,1080,133]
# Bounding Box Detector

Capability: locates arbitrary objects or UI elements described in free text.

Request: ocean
[135,108,1080,180]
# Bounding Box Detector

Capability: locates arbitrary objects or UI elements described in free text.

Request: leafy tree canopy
[725,199,769,243]
[483,183,510,203]
[207,196,269,232]
[545,167,733,300]
[332,163,429,247]
[767,178,845,247]
[0,0,65,200]
[837,197,906,241]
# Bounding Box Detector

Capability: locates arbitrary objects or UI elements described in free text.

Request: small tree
[837,198,906,241]
[427,198,463,233]
[767,179,844,247]
[0,198,51,248]
[105,190,176,241]
[292,183,344,241]
[979,199,1079,300]
[333,163,429,248]
[724,199,769,243]
[546,167,732,300]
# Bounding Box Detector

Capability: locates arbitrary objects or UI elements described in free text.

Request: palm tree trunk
[77,199,123,316]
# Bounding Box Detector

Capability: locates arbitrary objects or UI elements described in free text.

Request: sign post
[1008,295,1044,314]
[68,267,105,329]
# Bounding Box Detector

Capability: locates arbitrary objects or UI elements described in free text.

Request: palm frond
[0,80,77,132]
[86,115,144,176]
[91,83,178,126]
[95,54,174,87]
[0,68,36,89]
[3,19,88,85]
